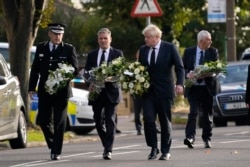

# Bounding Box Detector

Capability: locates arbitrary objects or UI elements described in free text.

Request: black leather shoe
[204,140,212,148]
[137,130,142,135]
[103,151,112,160]
[148,148,159,160]
[51,154,60,160]
[159,153,171,160]
[184,138,194,148]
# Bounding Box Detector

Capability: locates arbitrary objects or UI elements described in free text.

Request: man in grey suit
[84,28,123,160]
[138,24,184,161]
[182,30,220,149]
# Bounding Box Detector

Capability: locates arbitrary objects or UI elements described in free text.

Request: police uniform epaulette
[38,41,49,46]
[64,42,73,47]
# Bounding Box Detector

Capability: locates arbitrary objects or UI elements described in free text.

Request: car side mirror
[0,76,7,85]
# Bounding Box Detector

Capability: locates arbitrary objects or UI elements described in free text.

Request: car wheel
[235,118,248,126]
[9,112,27,149]
[214,119,227,127]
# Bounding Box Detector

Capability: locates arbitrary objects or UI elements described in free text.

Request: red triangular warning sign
[131,0,163,17]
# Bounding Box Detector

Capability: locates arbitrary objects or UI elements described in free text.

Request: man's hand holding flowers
[185,60,226,87]
[86,56,125,100]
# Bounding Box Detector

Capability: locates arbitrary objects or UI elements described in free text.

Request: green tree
[0,0,51,120]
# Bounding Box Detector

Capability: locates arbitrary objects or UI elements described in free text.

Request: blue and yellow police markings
[29,95,38,124]
[67,101,77,125]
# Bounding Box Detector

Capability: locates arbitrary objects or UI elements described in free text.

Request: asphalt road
[1,114,250,167]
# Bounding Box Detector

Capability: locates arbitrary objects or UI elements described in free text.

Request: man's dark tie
[52,45,56,53]
[197,50,204,83]
[100,50,105,66]
[150,48,155,66]
[199,51,204,65]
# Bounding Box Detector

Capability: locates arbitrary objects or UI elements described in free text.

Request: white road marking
[113,145,141,150]
[62,152,95,158]
[220,139,250,144]
[25,160,69,167]
[91,151,140,158]
[224,131,250,136]
[9,160,69,167]
[9,161,47,167]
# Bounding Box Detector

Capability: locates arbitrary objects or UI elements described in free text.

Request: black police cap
[48,23,66,34]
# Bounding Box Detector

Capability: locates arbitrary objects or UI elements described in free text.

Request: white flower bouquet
[45,63,75,95]
[120,61,150,96]
[185,60,227,87]
[87,56,126,100]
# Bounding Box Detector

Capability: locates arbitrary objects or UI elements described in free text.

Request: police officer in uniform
[28,23,79,160]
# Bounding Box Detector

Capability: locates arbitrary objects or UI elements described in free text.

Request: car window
[242,53,250,60]
[0,54,12,77]
[0,48,10,62]
[0,48,35,63]
[218,64,248,84]
[0,61,5,76]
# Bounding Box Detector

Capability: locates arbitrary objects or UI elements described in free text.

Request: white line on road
[224,131,250,136]
[62,152,95,158]
[9,160,69,167]
[91,151,140,158]
[113,145,141,150]
[9,161,47,167]
[220,139,250,144]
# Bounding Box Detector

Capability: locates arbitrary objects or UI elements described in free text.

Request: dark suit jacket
[182,46,220,97]
[29,41,79,98]
[138,41,184,98]
[84,47,123,104]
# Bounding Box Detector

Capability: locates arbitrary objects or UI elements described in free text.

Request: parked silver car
[0,53,27,149]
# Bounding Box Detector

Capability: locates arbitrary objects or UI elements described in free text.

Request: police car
[29,79,95,134]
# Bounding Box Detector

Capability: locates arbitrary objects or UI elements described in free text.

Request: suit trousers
[38,94,68,155]
[92,91,117,153]
[142,93,173,154]
[133,95,143,131]
[185,86,213,141]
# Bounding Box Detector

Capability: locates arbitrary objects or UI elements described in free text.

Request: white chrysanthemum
[144,82,150,88]
[139,77,145,83]
[216,62,222,68]
[134,61,140,66]
[128,64,134,69]
[58,63,74,73]
[135,84,142,91]
[135,74,140,80]
[128,82,134,88]
[45,63,74,95]
[139,66,145,71]
[134,68,140,75]
[122,82,128,89]
[102,69,107,75]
